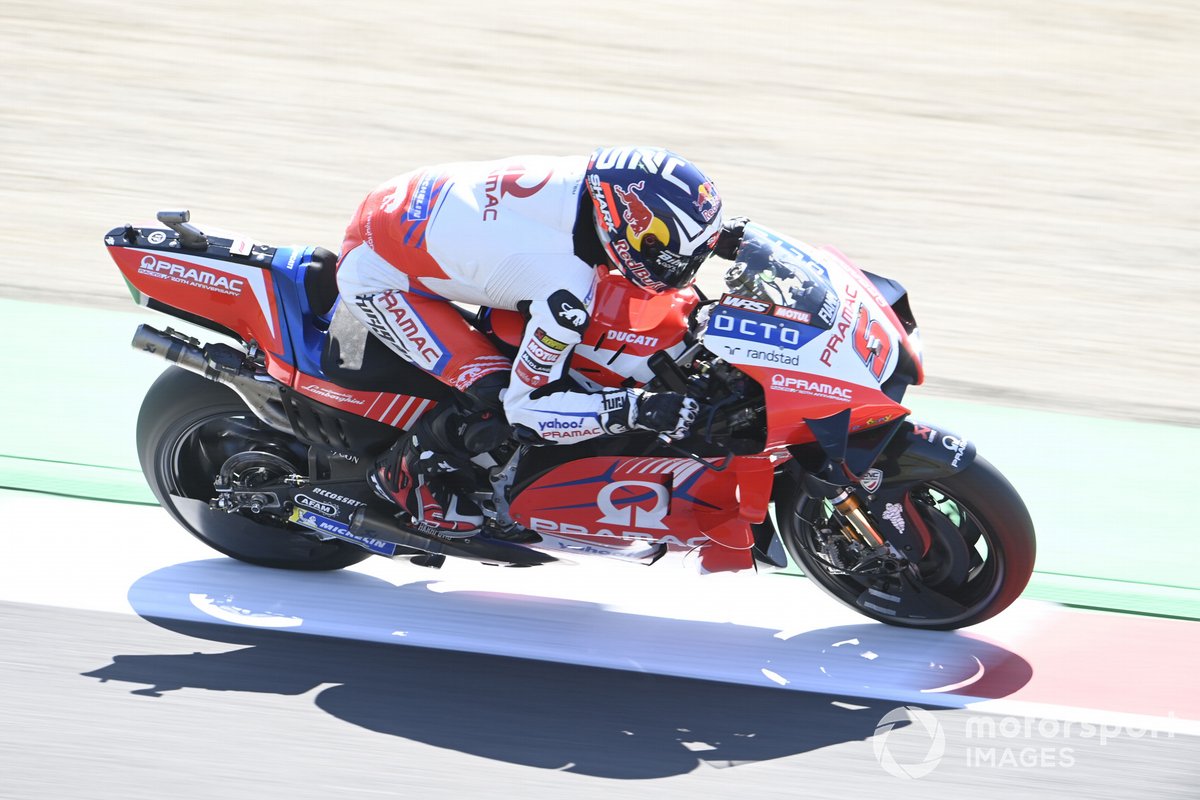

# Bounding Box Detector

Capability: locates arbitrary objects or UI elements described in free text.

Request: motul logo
[720,293,771,314]
[773,306,812,324]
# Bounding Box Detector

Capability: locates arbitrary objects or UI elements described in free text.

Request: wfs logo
[596,481,670,530]
[871,706,946,779]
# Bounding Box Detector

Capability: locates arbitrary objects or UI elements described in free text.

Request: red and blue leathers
[337,154,635,442]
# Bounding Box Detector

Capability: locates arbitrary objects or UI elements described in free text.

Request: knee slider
[461,370,508,412]
[460,409,512,454]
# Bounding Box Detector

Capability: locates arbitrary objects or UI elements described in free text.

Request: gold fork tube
[831,490,887,548]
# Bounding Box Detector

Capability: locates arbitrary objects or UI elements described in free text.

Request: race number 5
[852,306,892,381]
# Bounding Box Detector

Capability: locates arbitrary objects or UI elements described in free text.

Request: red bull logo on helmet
[614,181,654,236]
[694,180,720,222]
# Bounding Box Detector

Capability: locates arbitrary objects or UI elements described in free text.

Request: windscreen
[722,225,840,330]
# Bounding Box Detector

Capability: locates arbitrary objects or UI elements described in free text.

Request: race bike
[105,210,1035,630]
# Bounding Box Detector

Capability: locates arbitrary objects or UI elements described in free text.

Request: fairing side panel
[106,223,288,364]
[291,376,437,430]
[509,454,775,564]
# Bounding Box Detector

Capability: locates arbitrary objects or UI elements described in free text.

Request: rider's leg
[370,372,511,533]
[335,265,513,532]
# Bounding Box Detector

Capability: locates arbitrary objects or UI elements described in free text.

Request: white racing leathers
[337,154,632,443]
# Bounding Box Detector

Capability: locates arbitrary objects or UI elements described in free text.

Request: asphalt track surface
[3,1,1199,797]
[1,490,1197,798]
[2,601,1196,800]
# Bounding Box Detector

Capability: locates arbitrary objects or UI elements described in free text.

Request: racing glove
[599,389,699,441]
[714,216,749,260]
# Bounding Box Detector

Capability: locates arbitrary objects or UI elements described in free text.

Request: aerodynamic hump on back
[105,213,284,354]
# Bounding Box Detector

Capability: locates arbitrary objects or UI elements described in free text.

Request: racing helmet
[584,146,724,293]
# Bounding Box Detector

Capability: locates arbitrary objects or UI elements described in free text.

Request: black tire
[136,367,371,571]
[778,455,1036,630]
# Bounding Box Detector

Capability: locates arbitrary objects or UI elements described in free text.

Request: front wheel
[777,456,1036,629]
[136,367,371,571]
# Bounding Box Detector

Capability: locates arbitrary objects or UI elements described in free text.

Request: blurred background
[1,0,1197,424]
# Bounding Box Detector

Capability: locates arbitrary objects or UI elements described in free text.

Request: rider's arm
[497,258,696,444]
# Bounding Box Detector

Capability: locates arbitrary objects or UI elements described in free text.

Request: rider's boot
[370,430,484,534]
[369,377,510,536]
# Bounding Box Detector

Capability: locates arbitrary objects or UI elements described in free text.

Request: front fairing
[701,225,922,447]
[570,267,699,387]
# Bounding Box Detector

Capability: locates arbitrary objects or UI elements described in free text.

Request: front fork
[829,487,887,548]
[797,469,910,576]
[788,415,974,574]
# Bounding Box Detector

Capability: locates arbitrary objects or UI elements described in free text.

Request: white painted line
[1,489,1195,736]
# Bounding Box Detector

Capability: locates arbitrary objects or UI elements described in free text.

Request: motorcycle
[105,210,1035,630]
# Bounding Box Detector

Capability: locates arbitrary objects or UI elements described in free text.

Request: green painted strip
[0,455,156,505]
[903,396,1198,593]
[775,568,1200,622]
[1022,572,1200,621]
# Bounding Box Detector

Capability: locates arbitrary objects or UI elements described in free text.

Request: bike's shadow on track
[82,559,1033,778]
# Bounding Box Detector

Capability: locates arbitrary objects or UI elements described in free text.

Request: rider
[336,146,746,535]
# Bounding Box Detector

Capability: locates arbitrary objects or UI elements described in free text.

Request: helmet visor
[642,235,715,289]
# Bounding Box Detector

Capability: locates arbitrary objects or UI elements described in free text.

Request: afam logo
[295,494,338,517]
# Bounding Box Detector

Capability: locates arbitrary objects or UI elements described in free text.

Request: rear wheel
[777,456,1035,629]
[136,367,371,570]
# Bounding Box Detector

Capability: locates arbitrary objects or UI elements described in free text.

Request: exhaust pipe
[132,324,211,374]
[132,324,294,434]
[351,506,557,567]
